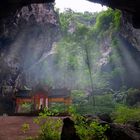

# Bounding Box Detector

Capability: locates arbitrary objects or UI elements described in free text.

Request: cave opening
[0,1,140,139]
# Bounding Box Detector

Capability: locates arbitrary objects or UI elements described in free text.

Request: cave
[0,0,140,114]
[0,0,140,28]
[0,1,140,139]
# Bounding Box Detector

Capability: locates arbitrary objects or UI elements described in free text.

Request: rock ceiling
[0,0,140,28]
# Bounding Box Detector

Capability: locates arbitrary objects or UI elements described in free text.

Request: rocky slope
[0,3,60,91]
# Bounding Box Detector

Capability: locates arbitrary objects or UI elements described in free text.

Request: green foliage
[33,108,62,140]
[94,94,116,114]
[49,103,68,113]
[70,90,91,114]
[113,10,121,29]
[112,88,140,106]
[38,118,62,140]
[112,105,140,123]
[70,113,109,140]
[126,88,140,106]
[59,9,75,34]
[21,123,30,133]
[42,6,124,91]
[43,8,123,91]
[39,107,59,117]
[71,90,116,114]
[76,120,109,140]
[94,9,121,33]
[21,103,33,113]
[59,9,97,34]
[43,9,124,114]
[25,137,33,140]
[71,90,87,103]
[30,108,109,140]
[38,10,127,127]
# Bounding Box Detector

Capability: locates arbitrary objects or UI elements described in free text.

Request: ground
[0,116,40,140]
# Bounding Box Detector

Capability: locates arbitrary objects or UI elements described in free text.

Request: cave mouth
[0,1,140,140]
[0,1,140,115]
[55,0,107,13]
[0,1,140,131]
[0,0,140,28]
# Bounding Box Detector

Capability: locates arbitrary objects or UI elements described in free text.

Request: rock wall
[120,12,140,51]
[0,3,60,91]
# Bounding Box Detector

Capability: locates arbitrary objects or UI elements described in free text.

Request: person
[40,104,43,111]
[61,117,80,140]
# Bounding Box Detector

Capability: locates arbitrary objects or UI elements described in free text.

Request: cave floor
[0,116,40,140]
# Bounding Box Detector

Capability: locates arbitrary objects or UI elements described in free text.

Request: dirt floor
[0,116,40,140]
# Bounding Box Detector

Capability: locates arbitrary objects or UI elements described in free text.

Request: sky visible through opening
[55,0,107,12]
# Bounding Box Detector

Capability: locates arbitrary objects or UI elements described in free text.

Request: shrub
[20,103,33,113]
[21,123,30,133]
[37,118,62,140]
[49,102,68,113]
[126,88,140,106]
[94,94,116,114]
[33,108,62,140]
[31,107,109,140]
[94,9,121,34]
[112,105,140,123]
[68,107,109,140]
[72,114,109,140]
[25,137,33,140]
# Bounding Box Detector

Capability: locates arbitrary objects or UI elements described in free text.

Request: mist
[1,5,140,114]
